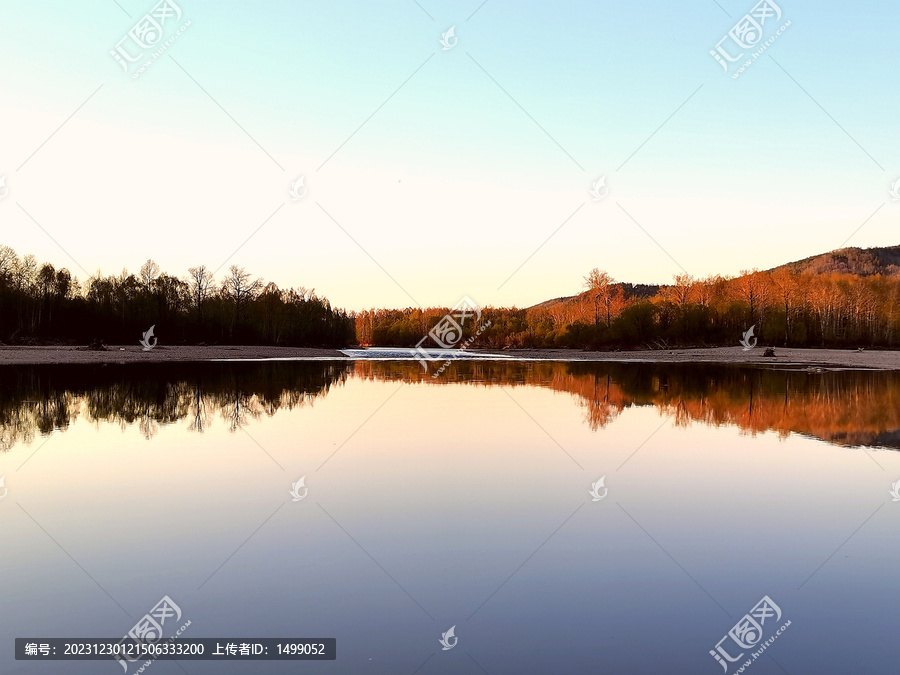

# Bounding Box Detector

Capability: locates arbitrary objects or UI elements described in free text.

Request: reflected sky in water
[1,361,899,674]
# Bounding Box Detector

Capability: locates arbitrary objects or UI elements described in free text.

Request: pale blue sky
[0,0,897,310]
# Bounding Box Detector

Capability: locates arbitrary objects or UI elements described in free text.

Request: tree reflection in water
[2,360,899,452]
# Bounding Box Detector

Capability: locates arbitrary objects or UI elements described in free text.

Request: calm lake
[2,360,899,674]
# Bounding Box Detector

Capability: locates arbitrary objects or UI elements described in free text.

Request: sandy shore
[0,345,346,365]
[1,345,898,370]
[477,346,900,370]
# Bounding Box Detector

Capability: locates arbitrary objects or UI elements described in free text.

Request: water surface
[2,361,899,674]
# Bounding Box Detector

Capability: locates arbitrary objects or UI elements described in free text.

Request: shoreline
[0,345,346,365]
[1,345,899,370]
[476,346,900,370]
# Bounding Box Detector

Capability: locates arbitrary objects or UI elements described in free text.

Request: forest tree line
[0,246,355,347]
[3,244,900,350]
[356,267,900,350]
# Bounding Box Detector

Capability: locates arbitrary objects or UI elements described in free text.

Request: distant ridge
[770,245,900,277]
[528,244,900,311]
[529,283,660,312]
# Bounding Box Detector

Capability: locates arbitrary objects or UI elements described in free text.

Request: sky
[0,0,898,311]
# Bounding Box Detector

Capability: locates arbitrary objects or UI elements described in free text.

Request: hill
[528,245,900,311]
[528,283,660,312]
[770,245,900,277]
